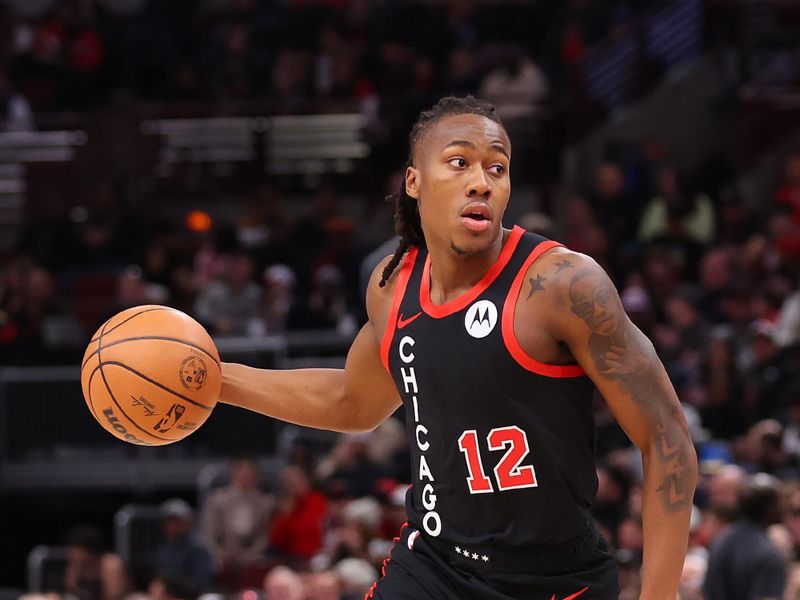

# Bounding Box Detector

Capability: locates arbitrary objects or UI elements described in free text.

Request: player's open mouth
[460,203,492,232]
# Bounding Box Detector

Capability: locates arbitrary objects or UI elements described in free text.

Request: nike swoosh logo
[397,312,422,329]
[551,586,589,600]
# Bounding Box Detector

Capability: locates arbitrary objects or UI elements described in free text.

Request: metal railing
[26,546,67,593]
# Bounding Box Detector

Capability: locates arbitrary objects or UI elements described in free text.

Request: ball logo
[154,403,186,433]
[464,300,498,339]
[179,355,208,391]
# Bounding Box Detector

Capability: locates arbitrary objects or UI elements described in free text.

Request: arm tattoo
[654,419,688,507]
[554,259,574,274]
[568,268,691,512]
[526,274,546,299]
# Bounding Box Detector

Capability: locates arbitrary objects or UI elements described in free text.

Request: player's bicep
[549,260,681,449]
[343,321,401,431]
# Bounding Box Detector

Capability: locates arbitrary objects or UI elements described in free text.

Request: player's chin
[451,220,498,254]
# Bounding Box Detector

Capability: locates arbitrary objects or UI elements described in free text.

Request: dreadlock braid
[378,95,504,287]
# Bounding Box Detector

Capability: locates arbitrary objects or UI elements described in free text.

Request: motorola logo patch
[464,300,498,339]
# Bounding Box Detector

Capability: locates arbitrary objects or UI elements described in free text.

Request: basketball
[80,305,221,446]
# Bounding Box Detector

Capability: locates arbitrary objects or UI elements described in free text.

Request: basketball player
[220,96,698,599]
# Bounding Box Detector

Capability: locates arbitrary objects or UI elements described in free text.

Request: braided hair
[378,96,505,287]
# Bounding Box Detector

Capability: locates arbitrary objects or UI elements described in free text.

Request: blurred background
[0,0,799,598]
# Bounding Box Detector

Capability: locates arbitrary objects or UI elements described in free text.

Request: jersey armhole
[501,241,586,378]
[380,248,419,372]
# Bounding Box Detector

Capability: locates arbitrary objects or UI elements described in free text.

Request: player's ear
[405,165,420,200]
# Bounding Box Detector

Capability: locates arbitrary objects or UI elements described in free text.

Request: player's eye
[488,164,506,175]
[448,157,467,169]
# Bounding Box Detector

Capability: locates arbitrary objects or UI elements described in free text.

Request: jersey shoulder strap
[379,248,419,371]
[499,231,586,378]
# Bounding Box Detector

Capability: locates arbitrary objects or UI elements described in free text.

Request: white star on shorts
[455,546,462,554]
[471,553,479,560]
[482,555,489,562]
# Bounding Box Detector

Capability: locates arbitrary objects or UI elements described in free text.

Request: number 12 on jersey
[457,426,538,494]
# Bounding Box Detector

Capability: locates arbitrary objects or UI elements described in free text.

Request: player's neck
[426,229,507,305]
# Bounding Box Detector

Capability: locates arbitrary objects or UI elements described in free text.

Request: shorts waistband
[418,520,601,573]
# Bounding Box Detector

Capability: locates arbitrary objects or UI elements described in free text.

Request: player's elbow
[339,399,388,433]
[333,386,387,433]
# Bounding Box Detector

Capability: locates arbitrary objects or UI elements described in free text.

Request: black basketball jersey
[381,226,598,550]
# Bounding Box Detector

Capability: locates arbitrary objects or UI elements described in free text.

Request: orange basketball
[80,305,221,446]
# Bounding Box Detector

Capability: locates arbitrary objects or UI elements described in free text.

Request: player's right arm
[218,257,401,433]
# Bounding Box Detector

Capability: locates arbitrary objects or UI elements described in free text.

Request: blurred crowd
[33,427,413,600]
[2,0,800,599]
[11,141,800,599]
[0,0,654,115]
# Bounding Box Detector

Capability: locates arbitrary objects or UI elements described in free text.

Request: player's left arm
[534,251,698,600]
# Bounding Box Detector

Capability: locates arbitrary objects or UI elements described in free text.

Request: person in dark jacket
[704,473,787,600]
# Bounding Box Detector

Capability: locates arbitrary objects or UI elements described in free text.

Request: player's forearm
[639,430,698,600]
[219,362,364,432]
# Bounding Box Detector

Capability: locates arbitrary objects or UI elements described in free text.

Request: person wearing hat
[154,499,215,590]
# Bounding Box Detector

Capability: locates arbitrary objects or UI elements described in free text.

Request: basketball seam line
[85,363,101,422]
[100,361,214,411]
[81,336,220,371]
[97,317,171,443]
[90,315,113,424]
[97,361,171,442]
[89,306,175,343]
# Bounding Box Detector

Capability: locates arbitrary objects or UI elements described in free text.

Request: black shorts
[366,524,619,600]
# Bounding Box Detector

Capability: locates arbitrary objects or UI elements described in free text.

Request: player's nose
[466,168,491,199]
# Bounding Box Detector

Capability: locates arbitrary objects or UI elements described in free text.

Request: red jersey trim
[502,241,586,378]
[420,225,525,319]
[380,249,419,372]
[365,521,409,599]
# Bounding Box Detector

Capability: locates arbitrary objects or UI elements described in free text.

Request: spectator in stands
[288,265,356,335]
[704,473,787,600]
[147,573,194,600]
[741,420,800,481]
[194,249,262,336]
[679,552,707,600]
[782,483,800,559]
[592,462,632,546]
[269,466,327,568]
[619,278,655,337]
[742,322,797,423]
[617,517,644,565]
[654,289,710,389]
[478,46,550,120]
[562,194,609,267]
[261,264,298,334]
[707,464,745,517]
[783,396,800,460]
[262,565,304,600]
[316,434,385,499]
[271,48,312,106]
[638,165,716,247]
[696,329,747,439]
[305,570,343,600]
[774,149,800,225]
[0,256,56,364]
[326,496,382,565]
[589,161,641,245]
[697,247,738,324]
[155,499,215,590]
[331,557,377,599]
[202,458,274,590]
[107,265,168,317]
[63,525,129,600]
